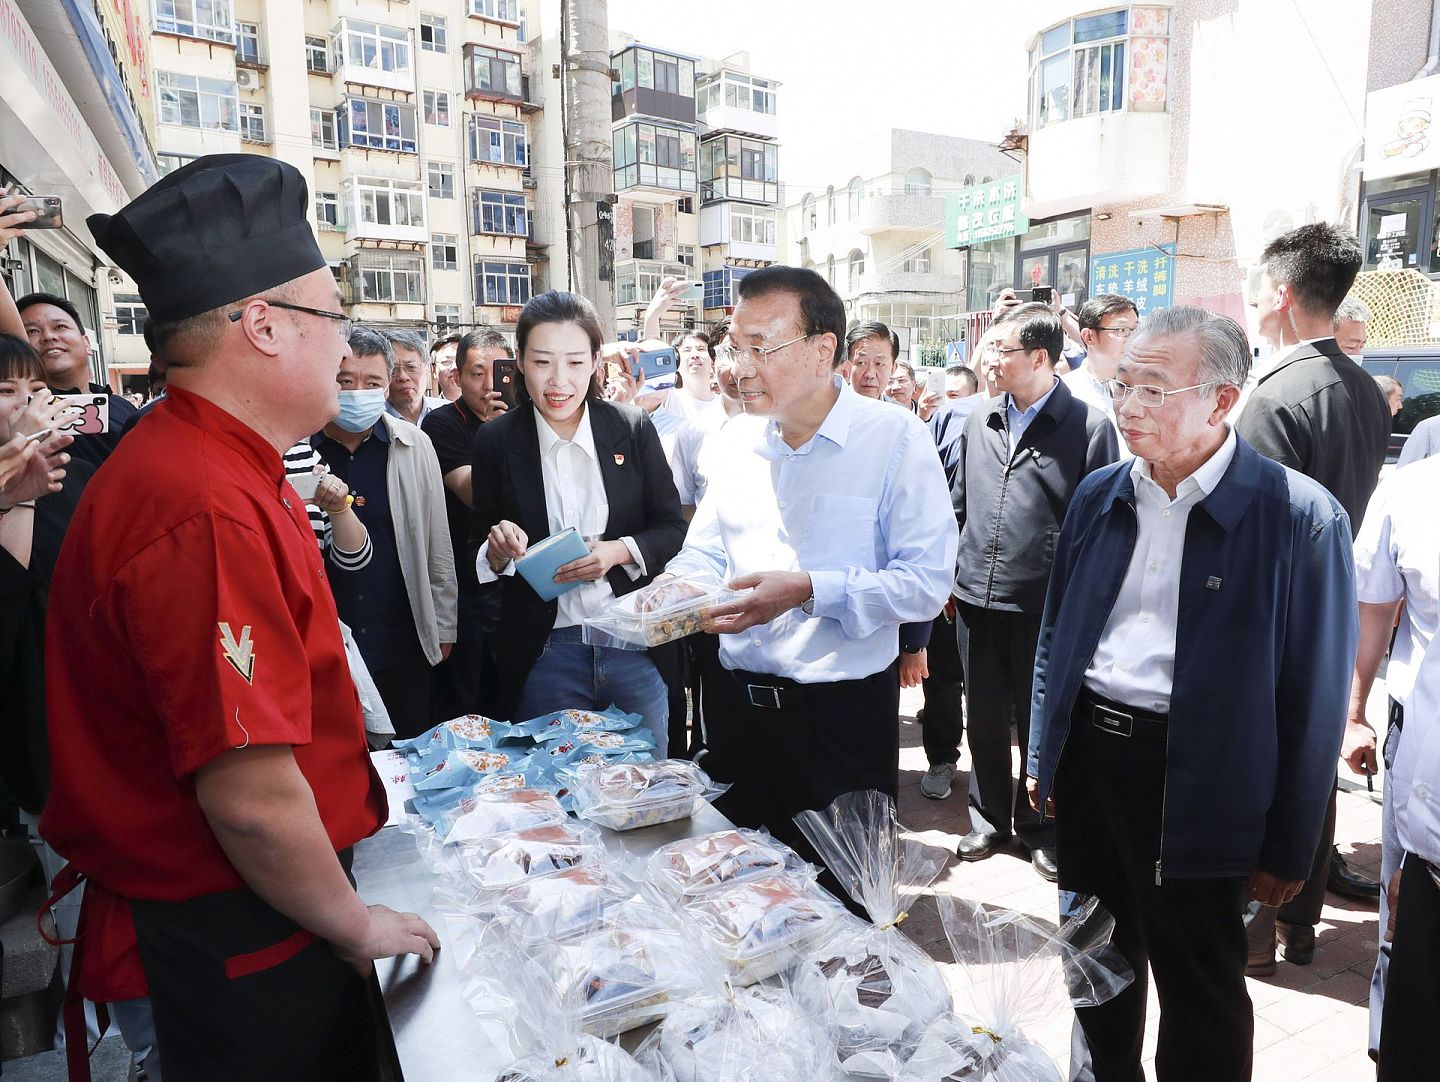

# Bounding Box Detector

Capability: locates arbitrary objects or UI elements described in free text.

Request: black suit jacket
[470,399,686,719]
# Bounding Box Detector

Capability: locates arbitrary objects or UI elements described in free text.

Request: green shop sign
[945,174,1028,249]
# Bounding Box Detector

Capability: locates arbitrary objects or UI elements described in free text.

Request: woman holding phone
[471,291,686,749]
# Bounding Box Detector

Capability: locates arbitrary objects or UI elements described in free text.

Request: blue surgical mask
[334,388,386,433]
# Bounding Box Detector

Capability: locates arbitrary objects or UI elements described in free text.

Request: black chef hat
[87,154,327,324]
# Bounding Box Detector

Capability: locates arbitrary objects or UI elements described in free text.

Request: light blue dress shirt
[1004,378,1059,458]
[663,379,959,683]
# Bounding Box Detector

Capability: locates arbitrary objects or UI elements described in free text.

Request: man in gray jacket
[314,327,457,738]
[951,302,1118,879]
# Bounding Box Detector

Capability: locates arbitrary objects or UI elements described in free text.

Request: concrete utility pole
[561,0,617,336]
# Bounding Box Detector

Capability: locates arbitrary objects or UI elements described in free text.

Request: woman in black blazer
[471,291,686,748]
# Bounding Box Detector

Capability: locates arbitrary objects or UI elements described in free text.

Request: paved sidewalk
[893,685,1384,1081]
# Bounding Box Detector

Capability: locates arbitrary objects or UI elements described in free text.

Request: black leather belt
[728,667,871,711]
[1077,690,1167,740]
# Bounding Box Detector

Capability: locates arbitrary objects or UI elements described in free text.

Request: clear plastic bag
[674,872,845,986]
[932,893,1135,1081]
[791,791,955,1077]
[567,759,725,832]
[487,863,638,948]
[582,579,739,649]
[434,787,568,843]
[643,828,804,898]
[453,821,606,894]
[513,706,647,741]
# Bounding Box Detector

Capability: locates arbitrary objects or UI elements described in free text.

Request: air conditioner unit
[236,69,260,90]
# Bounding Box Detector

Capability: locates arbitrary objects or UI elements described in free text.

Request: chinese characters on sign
[1088,243,1178,314]
[945,174,1029,248]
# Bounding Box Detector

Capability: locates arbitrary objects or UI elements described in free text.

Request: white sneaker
[920,762,955,800]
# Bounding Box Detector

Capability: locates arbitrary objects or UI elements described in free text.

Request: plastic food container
[454,821,603,892]
[568,760,716,832]
[490,864,635,946]
[581,581,738,650]
[644,828,800,897]
[678,874,843,986]
[556,929,673,1038]
[435,787,567,844]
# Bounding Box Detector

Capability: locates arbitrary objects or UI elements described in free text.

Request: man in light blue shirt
[659,266,957,887]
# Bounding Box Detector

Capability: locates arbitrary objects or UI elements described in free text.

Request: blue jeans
[512,626,669,756]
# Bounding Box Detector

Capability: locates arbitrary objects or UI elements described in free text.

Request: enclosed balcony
[696,69,779,140]
[699,203,778,262]
[613,120,697,200]
[612,44,696,124]
[331,18,414,94]
[699,135,779,206]
[343,176,427,245]
[615,260,693,308]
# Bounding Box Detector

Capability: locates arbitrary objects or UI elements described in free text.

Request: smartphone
[493,358,519,408]
[637,346,677,380]
[14,196,63,230]
[1012,289,1034,302]
[289,470,323,501]
[1031,286,1054,305]
[24,427,53,443]
[924,369,946,397]
[51,393,109,435]
[604,360,623,382]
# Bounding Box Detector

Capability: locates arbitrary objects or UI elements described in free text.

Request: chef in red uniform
[41,154,439,1081]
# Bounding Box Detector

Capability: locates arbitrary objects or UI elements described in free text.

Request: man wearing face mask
[313,326,457,738]
[1240,222,1391,974]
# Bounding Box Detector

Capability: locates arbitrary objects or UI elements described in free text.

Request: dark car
[1360,349,1440,462]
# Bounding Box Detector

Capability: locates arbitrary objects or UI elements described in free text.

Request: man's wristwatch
[799,587,815,616]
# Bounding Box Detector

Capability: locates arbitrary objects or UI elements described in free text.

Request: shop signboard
[1363,72,1440,182]
[945,174,1028,249]
[1089,244,1177,314]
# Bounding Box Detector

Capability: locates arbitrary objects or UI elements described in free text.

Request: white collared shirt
[476,405,643,629]
[1082,427,1239,712]
[1004,378,1059,459]
[1062,366,1115,424]
[1353,455,1440,864]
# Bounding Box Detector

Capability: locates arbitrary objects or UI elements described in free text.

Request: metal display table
[353,801,737,1080]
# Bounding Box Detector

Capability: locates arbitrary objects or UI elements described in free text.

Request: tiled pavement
[893,684,1386,1081]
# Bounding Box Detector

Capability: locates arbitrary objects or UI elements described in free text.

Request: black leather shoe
[957,831,1005,861]
[1328,847,1382,901]
[1030,847,1059,882]
[1277,921,1315,965]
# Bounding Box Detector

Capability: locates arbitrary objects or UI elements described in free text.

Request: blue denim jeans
[512,626,669,756]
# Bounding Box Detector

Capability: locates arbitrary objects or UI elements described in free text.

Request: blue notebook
[514,527,591,602]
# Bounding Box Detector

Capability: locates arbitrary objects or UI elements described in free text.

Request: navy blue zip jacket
[1026,436,1358,882]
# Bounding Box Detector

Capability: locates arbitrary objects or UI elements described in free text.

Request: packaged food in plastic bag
[791,790,955,1077]
[932,892,1134,1081]
[487,863,638,948]
[674,872,845,985]
[454,821,605,893]
[538,728,658,762]
[393,714,520,754]
[435,787,567,844]
[412,746,543,791]
[407,766,553,827]
[581,579,739,649]
[513,706,646,741]
[566,759,723,832]
[644,828,804,897]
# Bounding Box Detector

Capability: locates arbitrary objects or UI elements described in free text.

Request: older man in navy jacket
[1026,306,1357,1082]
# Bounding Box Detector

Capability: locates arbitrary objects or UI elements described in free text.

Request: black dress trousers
[1378,855,1440,1081]
[920,608,965,768]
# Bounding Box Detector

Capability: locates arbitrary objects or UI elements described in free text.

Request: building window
[239,102,267,143]
[470,0,520,22]
[465,44,522,100]
[236,21,260,63]
[701,266,751,308]
[964,173,975,187]
[654,54,680,94]
[337,99,418,153]
[613,121,696,193]
[114,295,147,335]
[157,71,238,132]
[315,191,341,231]
[350,251,425,303]
[305,35,329,74]
[423,90,450,126]
[434,303,461,328]
[826,186,836,225]
[677,244,696,270]
[902,248,932,274]
[156,153,198,177]
[154,0,233,43]
[476,260,531,305]
[613,47,695,97]
[310,107,337,150]
[848,177,864,218]
[470,189,529,236]
[904,168,931,196]
[467,116,528,166]
[428,161,456,199]
[1029,7,1169,131]
[698,71,778,117]
[848,249,865,290]
[731,205,777,246]
[334,19,411,78]
[352,176,425,228]
[420,14,447,52]
[431,233,459,271]
[676,197,694,215]
[801,194,815,234]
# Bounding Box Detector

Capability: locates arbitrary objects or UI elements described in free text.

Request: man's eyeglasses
[980,344,1032,359]
[714,333,813,368]
[1097,323,1140,338]
[228,299,352,339]
[1103,378,1225,408]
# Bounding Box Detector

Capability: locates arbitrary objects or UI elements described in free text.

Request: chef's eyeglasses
[1097,323,1140,338]
[228,300,352,339]
[1103,378,1228,408]
[714,333,814,368]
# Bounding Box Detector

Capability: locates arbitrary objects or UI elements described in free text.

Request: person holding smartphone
[471,291,686,748]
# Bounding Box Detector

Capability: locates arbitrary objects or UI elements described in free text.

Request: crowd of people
[0,152,1435,1082]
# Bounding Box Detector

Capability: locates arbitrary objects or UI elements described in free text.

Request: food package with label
[643,828,805,898]
[931,893,1135,1082]
[536,727,658,764]
[512,706,646,742]
[411,745,544,792]
[392,714,521,755]
[581,579,739,650]
[790,791,955,1077]
[565,759,723,832]
[673,872,845,986]
[434,787,567,844]
[408,767,552,829]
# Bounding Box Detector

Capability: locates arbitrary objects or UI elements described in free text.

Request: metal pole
[561,0,616,336]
